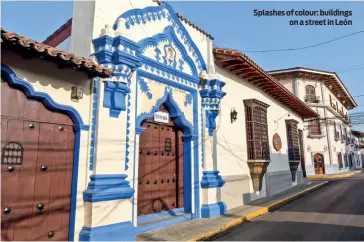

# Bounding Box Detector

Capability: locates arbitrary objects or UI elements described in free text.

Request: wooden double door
[1,80,75,240]
[137,107,184,216]
[314,153,325,174]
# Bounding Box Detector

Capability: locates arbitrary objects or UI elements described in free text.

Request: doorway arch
[1,64,87,241]
[313,153,325,174]
[134,89,195,223]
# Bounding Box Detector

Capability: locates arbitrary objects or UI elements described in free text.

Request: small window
[305,85,316,102]
[309,119,321,135]
[164,138,172,152]
[1,141,24,165]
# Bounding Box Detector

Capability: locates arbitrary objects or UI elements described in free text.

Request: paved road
[214,172,364,241]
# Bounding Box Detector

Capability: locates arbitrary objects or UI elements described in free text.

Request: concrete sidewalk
[136,181,328,241]
[307,170,362,180]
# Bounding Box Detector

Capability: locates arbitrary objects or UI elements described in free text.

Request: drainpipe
[320,82,333,165]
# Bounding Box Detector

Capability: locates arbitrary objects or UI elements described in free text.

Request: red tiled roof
[213,48,318,118]
[268,67,357,109]
[1,28,113,78]
[43,18,72,47]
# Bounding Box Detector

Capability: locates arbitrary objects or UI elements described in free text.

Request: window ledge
[247,159,271,163]
[308,134,326,139]
[288,160,300,163]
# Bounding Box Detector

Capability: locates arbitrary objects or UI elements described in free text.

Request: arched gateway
[138,104,185,215]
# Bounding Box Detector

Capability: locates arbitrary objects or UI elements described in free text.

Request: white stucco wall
[215,67,304,210]
[275,74,355,175]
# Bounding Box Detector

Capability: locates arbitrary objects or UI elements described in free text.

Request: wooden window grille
[286,120,301,161]
[1,141,24,165]
[305,85,316,103]
[337,152,343,168]
[244,99,270,160]
[164,138,172,152]
[309,119,321,135]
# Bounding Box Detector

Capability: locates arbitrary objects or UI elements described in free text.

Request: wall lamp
[71,86,84,102]
[230,109,238,123]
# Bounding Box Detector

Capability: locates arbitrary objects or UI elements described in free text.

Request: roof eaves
[1,28,113,78]
[213,48,318,118]
[268,67,357,108]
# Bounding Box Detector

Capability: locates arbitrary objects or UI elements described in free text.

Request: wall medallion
[272,133,282,151]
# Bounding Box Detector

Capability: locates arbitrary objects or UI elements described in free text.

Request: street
[214,172,364,241]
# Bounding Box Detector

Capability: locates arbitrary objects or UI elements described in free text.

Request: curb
[307,170,362,180]
[189,181,329,241]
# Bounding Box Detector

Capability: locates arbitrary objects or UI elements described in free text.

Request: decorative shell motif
[272,133,282,152]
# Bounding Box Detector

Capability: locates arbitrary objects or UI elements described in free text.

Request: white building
[268,67,358,175]
[1,1,323,241]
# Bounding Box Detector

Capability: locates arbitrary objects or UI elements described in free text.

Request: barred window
[286,120,301,161]
[329,95,332,107]
[305,85,316,103]
[337,152,343,168]
[309,119,321,135]
[244,99,270,160]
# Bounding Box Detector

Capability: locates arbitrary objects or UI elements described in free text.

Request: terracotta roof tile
[1,28,113,78]
[213,47,318,118]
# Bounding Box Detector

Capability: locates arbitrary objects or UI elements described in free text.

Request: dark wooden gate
[137,105,184,216]
[1,80,75,241]
[313,153,325,174]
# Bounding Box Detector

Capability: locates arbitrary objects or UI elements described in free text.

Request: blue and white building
[1,1,321,241]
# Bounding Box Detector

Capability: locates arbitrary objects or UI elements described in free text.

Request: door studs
[7,165,15,173]
[47,231,55,238]
[40,164,48,172]
[138,180,141,185]
[160,179,164,183]
[36,203,45,211]
[146,180,150,184]
[28,122,35,129]
[2,206,11,215]
[153,180,157,184]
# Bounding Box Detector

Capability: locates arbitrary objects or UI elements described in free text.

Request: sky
[1,1,364,130]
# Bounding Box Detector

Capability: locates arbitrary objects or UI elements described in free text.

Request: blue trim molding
[92,34,142,118]
[1,64,89,130]
[200,171,226,188]
[115,3,207,73]
[89,78,99,171]
[135,84,194,136]
[83,174,134,202]
[201,202,227,218]
[103,81,131,118]
[1,64,86,241]
[80,221,135,241]
[200,78,226,136]
[138,26,198,77]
